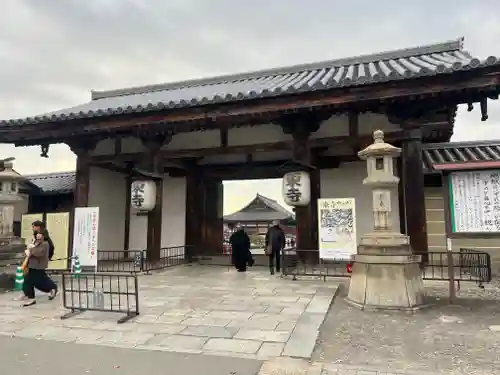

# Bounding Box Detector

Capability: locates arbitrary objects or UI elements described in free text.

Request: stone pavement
[1,335,263,375]
[0,265,338,361]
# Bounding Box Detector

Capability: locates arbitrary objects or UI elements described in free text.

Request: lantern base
[346,241,425,312]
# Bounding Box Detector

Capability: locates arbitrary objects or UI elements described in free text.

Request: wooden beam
[89,132,406,163]
[3,69,498,142]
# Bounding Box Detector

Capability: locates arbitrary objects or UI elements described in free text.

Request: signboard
[449,170,500,233]
[21,213,43,245]
[72,207,99,267]
[317,198,357,260]
[46,212,70,270]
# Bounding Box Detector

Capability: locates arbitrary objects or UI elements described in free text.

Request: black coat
[230,229,251,266]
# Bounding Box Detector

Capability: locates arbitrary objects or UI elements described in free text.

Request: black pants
[269,249,281,273]
[23,269,57,299]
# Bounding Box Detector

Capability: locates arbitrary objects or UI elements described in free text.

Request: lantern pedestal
[346,129,425,312]
[346,232,425,312]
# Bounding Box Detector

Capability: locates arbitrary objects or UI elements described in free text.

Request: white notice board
[72,207,99,267]
[317,198,357,260]
[449,170,500,233]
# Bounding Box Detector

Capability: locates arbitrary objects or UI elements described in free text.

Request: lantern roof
[0,162,25,181]
[358,130,401,160]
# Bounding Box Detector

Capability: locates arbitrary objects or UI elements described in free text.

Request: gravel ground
[312,279,500,375]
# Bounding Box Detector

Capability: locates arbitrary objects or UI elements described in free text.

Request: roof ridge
[424,138,500,149]
[25,171,76,178]
[91,38,464,100]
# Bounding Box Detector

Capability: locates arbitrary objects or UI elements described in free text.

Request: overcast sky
[1,0,500,214]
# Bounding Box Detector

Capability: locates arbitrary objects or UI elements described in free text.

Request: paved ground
[312,279,500,375]
[0,265,338,361]
[0,335,263,375]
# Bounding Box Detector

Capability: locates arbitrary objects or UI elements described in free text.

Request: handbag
[21,256,29,275]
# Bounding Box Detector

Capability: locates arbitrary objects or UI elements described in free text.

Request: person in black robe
[229,224,252,272]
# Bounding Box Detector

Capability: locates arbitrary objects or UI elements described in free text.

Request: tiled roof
[423,140,500,171]
[224,193,293,222]
[25,171,75,194]
[2,38,499,127]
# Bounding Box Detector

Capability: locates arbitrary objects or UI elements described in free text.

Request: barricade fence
[61,272,139,324]
[1,245,189,275]
[281,248,492,287]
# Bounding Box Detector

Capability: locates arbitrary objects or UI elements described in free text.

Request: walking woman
[22,231,58,307]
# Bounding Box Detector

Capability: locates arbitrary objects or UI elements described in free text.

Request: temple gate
[0,38,498,263]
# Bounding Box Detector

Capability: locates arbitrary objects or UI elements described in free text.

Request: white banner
[317,198,357,260]
[72,207,99,267]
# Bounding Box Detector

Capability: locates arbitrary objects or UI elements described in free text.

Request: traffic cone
[72,256,81,278]
[14,266,24,291]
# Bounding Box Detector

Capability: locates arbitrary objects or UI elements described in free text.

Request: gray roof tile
[25,171,75,194]
[423,140,500,170]
[2,38,498,127]
[224,193,293,222]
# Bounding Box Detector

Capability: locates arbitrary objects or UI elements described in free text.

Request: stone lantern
[346,130,425,311]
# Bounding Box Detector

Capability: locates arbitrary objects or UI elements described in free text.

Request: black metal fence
[282,249,353,280]
[61,272,139,324]
[281,248,492,287]
[96,245,189,274]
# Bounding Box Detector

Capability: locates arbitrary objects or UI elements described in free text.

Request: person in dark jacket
[265,220,286,275]
[229,224,252,272]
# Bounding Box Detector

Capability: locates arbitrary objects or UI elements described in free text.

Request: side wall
[320,162,400,243]
[424,186,500,275]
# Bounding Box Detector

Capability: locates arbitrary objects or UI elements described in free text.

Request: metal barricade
[61,272,139,324]
[418,251,491,287]
[282,248,352,281]
[97,250,144,273]
[458,248,492,287]
[282,249,492,288]
[142,245,188,273]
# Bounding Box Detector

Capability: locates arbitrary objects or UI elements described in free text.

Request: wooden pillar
[279,113,323,261]
[201,177,223,256]
[185,170,202,260]
[140,133,169,262]
[67,139,97,260]
[401,127,428,262]
[123,163,133,255]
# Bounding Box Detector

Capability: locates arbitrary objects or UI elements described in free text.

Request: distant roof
[24,171,75,194]
[423,140,500,172]
[2,38,499,127]
[224,193,293,222]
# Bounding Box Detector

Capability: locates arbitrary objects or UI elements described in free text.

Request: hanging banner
[72,207,99,268]
[317,198,357,260]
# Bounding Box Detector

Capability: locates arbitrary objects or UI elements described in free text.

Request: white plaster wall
[320,162,401,244]
[161,176,186,247]
[128,175,187,250]
[228,124,292,146]
[88,167,126,251]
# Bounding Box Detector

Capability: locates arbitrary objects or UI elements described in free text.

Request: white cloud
[1,0,499,205]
